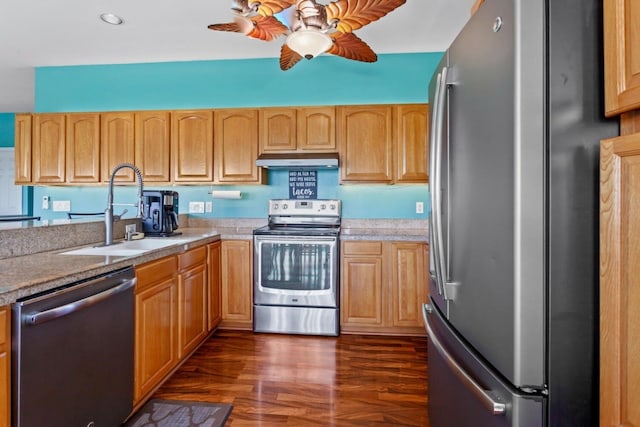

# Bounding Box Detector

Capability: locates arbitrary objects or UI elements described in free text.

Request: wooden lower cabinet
[600,133,640,426]
[208,241,222,331]
[134,245,214,406]
[341,241,428,336]
[0,306,10,427]
[134,256,179,405]
[220,239,253,330]
[177,246,208,359]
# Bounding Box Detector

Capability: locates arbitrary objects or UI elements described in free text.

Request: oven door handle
[24,278,136,326]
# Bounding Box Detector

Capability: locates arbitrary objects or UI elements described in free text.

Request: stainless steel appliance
[12,266,136,427]
[141,190,180,237]
[425,1,618,426]
[253,199,340,336]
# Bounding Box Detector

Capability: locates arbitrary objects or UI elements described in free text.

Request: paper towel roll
[210,190,242,199]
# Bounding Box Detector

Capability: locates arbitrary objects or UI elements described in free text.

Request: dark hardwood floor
[152,330,428,426]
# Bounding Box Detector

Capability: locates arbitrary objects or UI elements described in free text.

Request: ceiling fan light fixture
[286,30,332,60]
[100,13,124,25]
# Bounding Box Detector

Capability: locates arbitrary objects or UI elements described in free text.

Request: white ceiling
[0,0,476,112]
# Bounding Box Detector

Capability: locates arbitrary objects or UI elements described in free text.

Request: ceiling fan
[208,0,407,71]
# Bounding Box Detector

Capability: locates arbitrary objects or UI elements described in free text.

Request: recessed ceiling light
[100,13,124,25]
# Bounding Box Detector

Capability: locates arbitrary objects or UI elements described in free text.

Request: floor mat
[124,399,232,427]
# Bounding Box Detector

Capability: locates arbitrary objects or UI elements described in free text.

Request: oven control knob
[273,203,279,210]
[282,203,288,210]
[320,204,326,210]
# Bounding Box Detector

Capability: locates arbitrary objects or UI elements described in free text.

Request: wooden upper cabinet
[600,133,640,427]
[604,0,640,116]
[338,105,393,183]
[135,111,171,182]
[14,114,32,184]
[214,109,263,184]
[171,110,214,182]
[66,113,100,183]
[101,112,136,182]
[33,114,66,183]
[259,108,297,152]
[298,106,336,152]
[259,106,336,153]
[394,104,429,183]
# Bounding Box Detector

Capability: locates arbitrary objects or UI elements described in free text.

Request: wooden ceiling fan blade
[249,15,290,41]
[280,43,304,70]
[207,22,244,33]
[328,32,377,63]
[256,0,297,17]
[325,0,407,33]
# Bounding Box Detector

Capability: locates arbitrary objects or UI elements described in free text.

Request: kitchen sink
[60,238,191,257]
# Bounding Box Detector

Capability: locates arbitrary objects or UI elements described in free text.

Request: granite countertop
[0,218,427,306]
[0,228,224,306]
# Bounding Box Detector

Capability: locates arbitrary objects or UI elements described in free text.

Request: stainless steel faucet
[104,163,144,246]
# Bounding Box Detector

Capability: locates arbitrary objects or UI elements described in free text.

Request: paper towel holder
[208,190,243,199]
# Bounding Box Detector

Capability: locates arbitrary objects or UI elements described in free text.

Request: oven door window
[256,238,336,293]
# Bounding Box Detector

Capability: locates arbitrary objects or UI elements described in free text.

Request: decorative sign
[289,170,317,199]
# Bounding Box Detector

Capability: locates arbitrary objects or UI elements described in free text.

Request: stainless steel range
[253,199,341,336]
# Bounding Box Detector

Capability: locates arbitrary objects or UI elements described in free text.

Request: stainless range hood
[256,153,339,169]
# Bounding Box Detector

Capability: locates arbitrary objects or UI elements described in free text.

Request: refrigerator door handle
[424,304,507,416]
[431,67,452,299]
[429,70,444,293]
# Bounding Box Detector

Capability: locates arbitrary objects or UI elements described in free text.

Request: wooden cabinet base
[0,306,10,427]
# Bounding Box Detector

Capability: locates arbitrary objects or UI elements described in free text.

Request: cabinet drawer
[342,241,383,256]
[178,246,207,271]
[136,256,178,291]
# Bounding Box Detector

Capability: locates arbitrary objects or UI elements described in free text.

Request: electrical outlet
[205,201,213,213]
[53,200,71,212]
[416,202,424,214]
[125,224,136,235]
[189,201,205,213]
[42,195,50,210]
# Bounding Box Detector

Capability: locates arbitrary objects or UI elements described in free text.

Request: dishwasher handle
[25,278,136,326]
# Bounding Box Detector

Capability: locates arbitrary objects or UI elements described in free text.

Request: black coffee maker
[141,190,181,237]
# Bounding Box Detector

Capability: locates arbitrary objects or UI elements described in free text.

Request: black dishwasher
[12,266,135,427]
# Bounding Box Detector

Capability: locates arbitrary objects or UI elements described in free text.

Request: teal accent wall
[29,53,439,220]
[0,113,15,147]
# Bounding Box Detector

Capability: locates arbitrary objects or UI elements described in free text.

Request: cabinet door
[604,0,640,116]
[178,263,208,358]
[101,112,136,182]
[259,108,297,153]
[0,306,10,427]
[136,111,171,182]
[220,240,253,329]
[33,114,66,183]
[394,104,429,183]
[14,114,32,184]
[338,105,393,183]
[600,134,640,427]
[340,241,384,329]
[208,241,222,331]
[390,242,427,329]
[134,277,178,403]
[214,109,262,184]
[134,257,179,404]
[171,110,214,182]
[66,113,101,183]
[297,106,336,152]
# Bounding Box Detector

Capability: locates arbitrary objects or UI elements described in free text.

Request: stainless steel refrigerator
[424,0,618,426]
